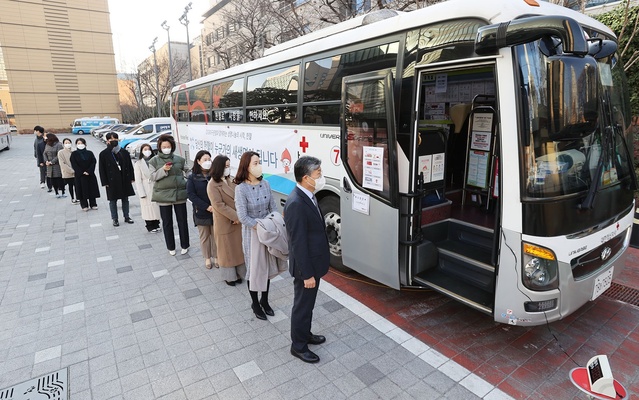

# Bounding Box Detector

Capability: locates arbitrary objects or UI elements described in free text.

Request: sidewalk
[0,134,512,400]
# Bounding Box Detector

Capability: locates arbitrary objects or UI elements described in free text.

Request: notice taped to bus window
[418,155,432,183]
[362,146,384,191]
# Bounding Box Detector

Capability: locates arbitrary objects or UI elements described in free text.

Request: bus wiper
[578,127,609,210]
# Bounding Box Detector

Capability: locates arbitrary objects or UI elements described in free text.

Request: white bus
[171,0,636,326]
[0,104,11,151]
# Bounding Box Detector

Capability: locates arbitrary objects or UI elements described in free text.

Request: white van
[115,117,173,147]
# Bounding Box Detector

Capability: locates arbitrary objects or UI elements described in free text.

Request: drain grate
[0,368,67,400]
[602,282,639,307]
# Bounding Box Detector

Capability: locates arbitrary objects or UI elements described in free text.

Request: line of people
[33,128,330,363]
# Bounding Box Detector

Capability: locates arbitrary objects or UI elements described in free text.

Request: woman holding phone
[148,134,190,255]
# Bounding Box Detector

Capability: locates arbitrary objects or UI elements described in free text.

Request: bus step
[437,240,493,268]
[413,270,494,315]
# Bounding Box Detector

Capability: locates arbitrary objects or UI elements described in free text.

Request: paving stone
[27,273,47,282]
[116,266,133,274]
[44,280,64,290]
[130,309,152,323]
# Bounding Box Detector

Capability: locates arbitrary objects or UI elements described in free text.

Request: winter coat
[34,136,45,166]
[249,212,288,292]
[43,142,63,178]
[187,173,213,226]
[57,148,75,179]
[207,177,244,268]
[98,147,135,200]
[70,149,101,200]
[148,152,188,204]
[133,158,161,221]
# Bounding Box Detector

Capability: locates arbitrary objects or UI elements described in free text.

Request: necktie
[312,195,322,217]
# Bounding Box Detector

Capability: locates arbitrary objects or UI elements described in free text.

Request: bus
[0,104,11,151]
[171,0,636,326]
[71,116,119,135]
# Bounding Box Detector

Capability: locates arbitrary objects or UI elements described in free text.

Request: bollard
[631,207,639,249]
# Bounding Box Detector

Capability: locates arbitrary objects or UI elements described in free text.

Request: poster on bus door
[186,124,299,177]
[362,146,384,191]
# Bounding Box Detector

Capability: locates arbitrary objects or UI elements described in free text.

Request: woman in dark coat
[186,150,217,269]
[70,138,100,210]
[43,133,65,197]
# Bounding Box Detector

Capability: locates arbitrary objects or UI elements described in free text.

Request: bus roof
[176,0,614,92]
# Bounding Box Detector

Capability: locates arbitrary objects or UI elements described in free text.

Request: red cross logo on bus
[300,136,309,153]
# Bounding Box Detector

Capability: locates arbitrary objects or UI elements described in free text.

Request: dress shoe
[124,217,134,224]
[260,301,274,317]
[290,347,320,363]
[308,334,326,345]
[252,303,267,320]
[235,278,243,284]
[112,220,119,227]
[225,280,236,286]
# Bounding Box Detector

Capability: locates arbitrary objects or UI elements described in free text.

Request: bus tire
[319,195,352,273]
[77,130,84,135]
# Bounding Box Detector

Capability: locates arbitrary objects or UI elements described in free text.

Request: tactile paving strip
[602,282,639,307]
[0,368,67,400]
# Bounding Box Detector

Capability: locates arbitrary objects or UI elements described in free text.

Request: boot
[260,280,274,316]
[248,281,266,320]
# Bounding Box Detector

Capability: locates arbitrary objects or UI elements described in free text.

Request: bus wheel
[77,130,84,135]
[319,196,351,273]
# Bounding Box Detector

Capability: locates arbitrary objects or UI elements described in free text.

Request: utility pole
[179,2,193,81]
[161,20,173,92]
[149,37,161,117]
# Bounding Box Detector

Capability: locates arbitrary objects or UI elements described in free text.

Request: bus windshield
[517,40,633,200]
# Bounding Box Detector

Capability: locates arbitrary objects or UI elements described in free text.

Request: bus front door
[340,71,400,289]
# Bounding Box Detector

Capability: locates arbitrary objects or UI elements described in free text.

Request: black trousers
[145,219,160,232]
[38,165,46,184]
[160,203,190,251]
[51,177,64,194]
[291,277,320,353]
[64,178,75,199]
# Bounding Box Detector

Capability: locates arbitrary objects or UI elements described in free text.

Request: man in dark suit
[99,132,136,227]
[283,156,330,363]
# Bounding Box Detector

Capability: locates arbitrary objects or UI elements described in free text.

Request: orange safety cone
[631,207,639,249]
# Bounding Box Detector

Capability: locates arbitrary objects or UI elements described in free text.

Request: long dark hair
[138,143,153,160]
[233,151,260,184]
[191,150,211,175]
[211,155,229,183]
[45,133,59,146]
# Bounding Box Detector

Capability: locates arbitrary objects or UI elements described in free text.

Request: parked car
[126,130,172,159]
[94,124,133,139]
[9,125,17,133]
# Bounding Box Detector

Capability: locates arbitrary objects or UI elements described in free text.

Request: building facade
[0,0,120,131]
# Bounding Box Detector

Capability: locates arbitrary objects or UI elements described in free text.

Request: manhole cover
[602,282,639,307]
[0,368,67,399]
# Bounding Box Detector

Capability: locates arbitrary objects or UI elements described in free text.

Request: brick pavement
[0,134,513,400]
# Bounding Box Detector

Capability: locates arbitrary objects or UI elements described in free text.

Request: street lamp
[179,2,193,81]
[161,20,173,92]
[149,37,161,117]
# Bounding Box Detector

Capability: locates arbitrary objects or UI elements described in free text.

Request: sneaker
[40,183,45,188]
[47,189,52,193]
[82,207,89,211]
[61,194,67,198]
[169,250,176,256]
[181,248,189,255]
[113,220,119,227]
[55,194,61,198]
[151,228,161,233]
[91,206,98,210]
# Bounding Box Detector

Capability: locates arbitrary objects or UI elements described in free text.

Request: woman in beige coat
[57,138,77,203]
[133,144,161,232]
[207,155,245,286]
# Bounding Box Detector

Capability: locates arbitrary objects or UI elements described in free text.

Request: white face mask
[64,143,72,149]
[76,144,86,150]
[224,167,231,177]
[249,164,262,178]
[310,175,326,193]
[142,150,152,158]
[161,148,172,155]
[201,160,212,170]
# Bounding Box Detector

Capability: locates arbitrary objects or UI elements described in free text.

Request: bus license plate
[591,266,614,301]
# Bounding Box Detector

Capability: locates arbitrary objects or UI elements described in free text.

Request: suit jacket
[283,186,330,280]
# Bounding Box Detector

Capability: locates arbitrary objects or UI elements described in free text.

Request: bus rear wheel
[319,195,351,273]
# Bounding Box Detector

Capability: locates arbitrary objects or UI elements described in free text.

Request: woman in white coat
[134,144,161,232]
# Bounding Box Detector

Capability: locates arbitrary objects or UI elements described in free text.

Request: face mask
[64,143,72,149]
[108,140,118,147]
[309,175,326,193]
[201,160,212,170]
[76,144,86,150]
[161,148,172,155]
[249,164,262,178]
[142,150,152,158]
[224,167,231,177]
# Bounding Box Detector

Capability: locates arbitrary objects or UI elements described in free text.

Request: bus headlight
[522,243,558,291]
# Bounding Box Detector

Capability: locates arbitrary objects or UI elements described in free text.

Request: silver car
[126,130,172,159]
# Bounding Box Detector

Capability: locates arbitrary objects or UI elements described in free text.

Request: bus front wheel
[319,195,351,273]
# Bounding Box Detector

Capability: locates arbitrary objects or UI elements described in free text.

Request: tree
[595,1,639,114]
